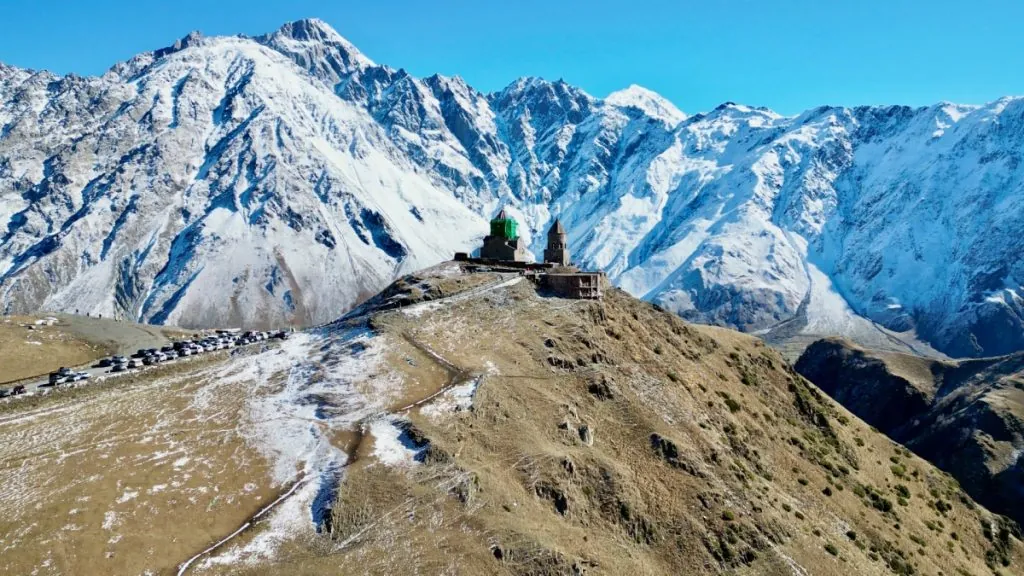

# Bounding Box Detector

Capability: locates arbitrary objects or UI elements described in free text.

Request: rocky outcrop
[794,338,935,434]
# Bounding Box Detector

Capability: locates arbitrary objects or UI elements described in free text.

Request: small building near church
[479,208,528,262]
[541,271,604,299]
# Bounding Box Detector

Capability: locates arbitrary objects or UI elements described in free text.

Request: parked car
[11,385,26,395]
[178,349,190,357]
[127,359,140,369]
[111,364,126,373]
[142,356,156,366]
[98,358,113,367]
[112,355,127,364]
[161,345,175,353]
[72,372,90,382]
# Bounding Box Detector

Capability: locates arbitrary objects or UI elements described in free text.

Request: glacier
[1,18,1022,358]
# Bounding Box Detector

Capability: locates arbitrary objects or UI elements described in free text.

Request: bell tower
[543,219,570,266]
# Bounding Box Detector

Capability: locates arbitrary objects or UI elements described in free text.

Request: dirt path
[392,332,474,412]
[343,331,477,466]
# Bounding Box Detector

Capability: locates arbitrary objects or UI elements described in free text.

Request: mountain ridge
[2,18,1023,358]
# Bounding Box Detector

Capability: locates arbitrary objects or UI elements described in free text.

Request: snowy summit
[605,84,687,126]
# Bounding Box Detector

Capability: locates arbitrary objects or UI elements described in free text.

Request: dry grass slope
[796,337,1024,535]
[227,271,1022,576]
[0,350,280,575]
[0,315,111,384]
[1,266,1019,576]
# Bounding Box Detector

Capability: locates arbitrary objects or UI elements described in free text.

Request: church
[478,208,572,267]
[543,219,570,266]
[458,208,603,299]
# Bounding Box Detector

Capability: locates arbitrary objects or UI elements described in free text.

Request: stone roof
[548,218,566,235]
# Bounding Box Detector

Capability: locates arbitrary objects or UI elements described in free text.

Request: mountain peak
[274,18,344,43]
[605,84,686,126]
[253,17,374,81]
[152,30,204,60]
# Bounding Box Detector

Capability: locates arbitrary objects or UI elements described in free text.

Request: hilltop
[3,263,1017,575]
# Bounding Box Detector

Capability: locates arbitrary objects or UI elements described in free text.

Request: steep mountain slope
[795,338,1024,527]
[0,23,487,329]
[1,263,1019,575]
[2,18,1023,357]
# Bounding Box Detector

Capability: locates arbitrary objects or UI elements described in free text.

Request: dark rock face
[796,338,1024,527]
[794,339,933,435]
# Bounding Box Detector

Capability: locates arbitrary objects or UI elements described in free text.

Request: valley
[794,338,1024,529]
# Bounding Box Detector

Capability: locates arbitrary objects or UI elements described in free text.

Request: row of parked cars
[0,329,293,399]
[97,330,290,373]
[45,366,92,386]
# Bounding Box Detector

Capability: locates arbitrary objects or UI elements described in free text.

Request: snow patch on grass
[203,327,403,565]
[420,377,479,420]
[368,416,427,467]
[197,478,319,571]
[101,511,118,530]
[115,489,138,504]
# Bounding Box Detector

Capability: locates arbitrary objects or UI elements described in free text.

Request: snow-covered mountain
[2,18,1022,357]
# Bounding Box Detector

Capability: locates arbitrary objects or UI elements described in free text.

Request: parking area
[0,329,292,400]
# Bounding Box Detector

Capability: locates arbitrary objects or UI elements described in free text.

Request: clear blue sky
[1,0,1021,115]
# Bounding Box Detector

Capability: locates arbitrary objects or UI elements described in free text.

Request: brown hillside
[1,264,1019,576]
[228,266,1021,576]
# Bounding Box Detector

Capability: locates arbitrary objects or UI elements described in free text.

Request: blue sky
[1,0,1021,115]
